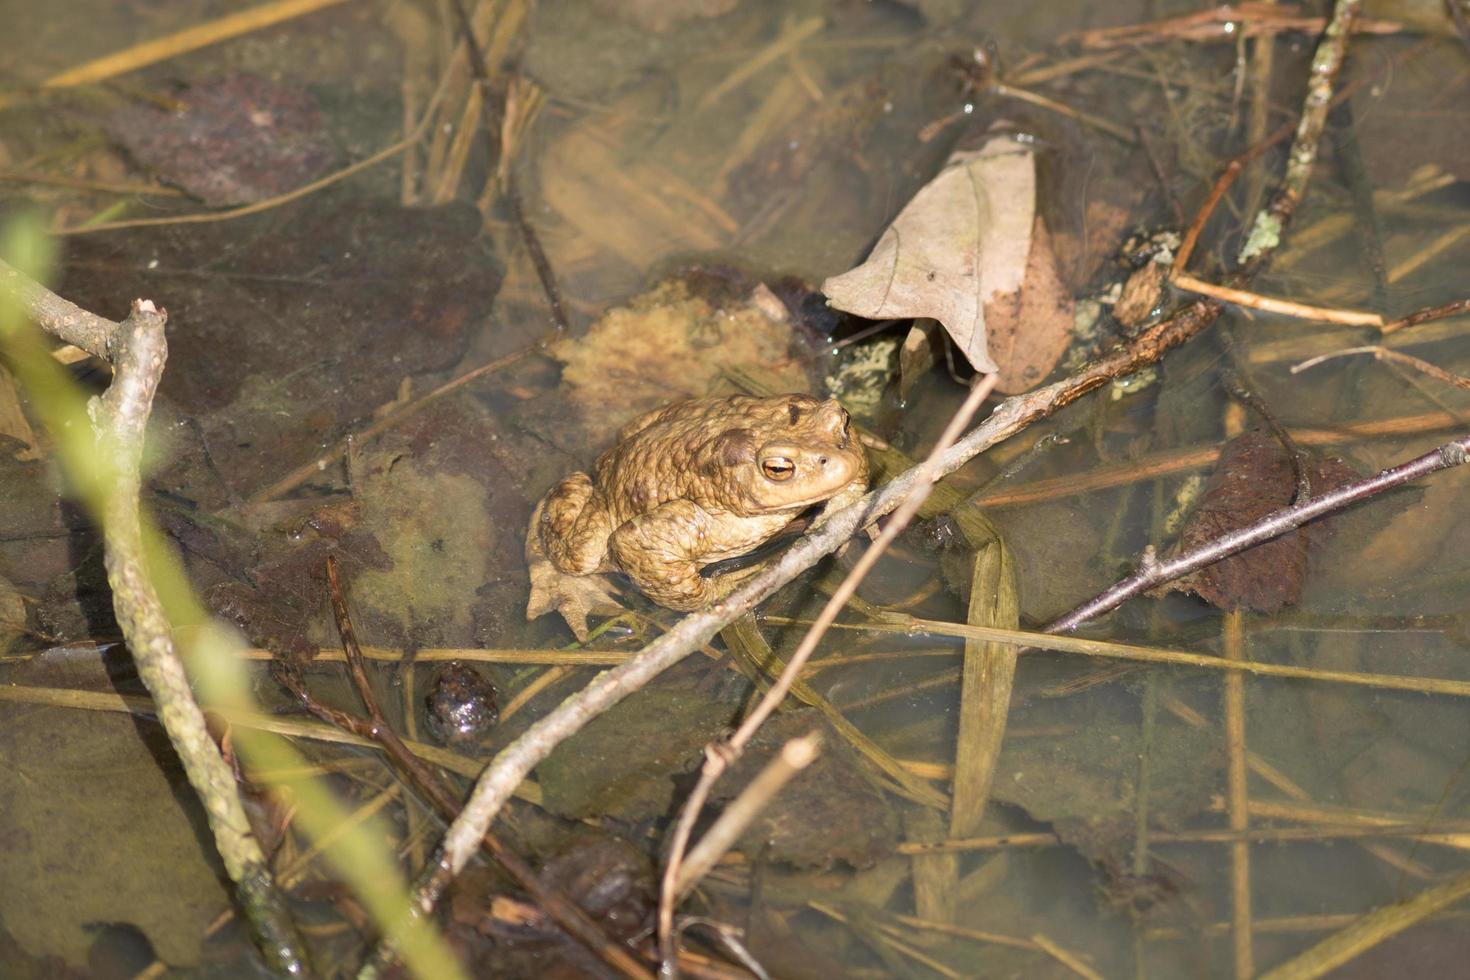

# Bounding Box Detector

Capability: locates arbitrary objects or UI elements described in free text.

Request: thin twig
[775,616,1470,699]
[991,82,1136,142]
[1220,364,1312,500]
[1044,433,1470,635]
[671,732,821,900]
[1380,297,1470,335]
[246,340,539,504]
[1172,273,1383,325]
[0,0,354,108]
[1292,345,1470,391]
[656,375,998,971]
[1223,609,1254,980]
[506,175,571,334]
[1259,868,1470,980]
[55,69,447,237]
[1238,0,1362,266]
[972,407,1463,510]
[1062,2,1396,49]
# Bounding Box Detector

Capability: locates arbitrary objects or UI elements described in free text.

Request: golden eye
[761,457,795,481]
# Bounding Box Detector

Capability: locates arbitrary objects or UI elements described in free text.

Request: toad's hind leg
[539,471,613,575]
[608,500,719,611]
[526,479,622,641]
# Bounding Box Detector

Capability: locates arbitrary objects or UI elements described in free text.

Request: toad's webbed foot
[526,494,623,640]
[525,554,624,641]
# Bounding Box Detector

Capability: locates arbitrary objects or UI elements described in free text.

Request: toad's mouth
[754,492,842,512]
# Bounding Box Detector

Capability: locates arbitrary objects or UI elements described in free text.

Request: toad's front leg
[607,500,721,611]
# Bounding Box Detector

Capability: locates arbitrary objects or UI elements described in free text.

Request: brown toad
[526,393,869,638]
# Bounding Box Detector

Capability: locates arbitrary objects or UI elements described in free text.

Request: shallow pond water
[2,0,1470,977]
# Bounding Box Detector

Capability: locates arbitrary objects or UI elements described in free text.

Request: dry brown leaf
[822,129,1074,391]
[983,217,1075,393]
[0,367,39,461]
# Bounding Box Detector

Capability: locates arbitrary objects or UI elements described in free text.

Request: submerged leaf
[1168,431,1359,612]
[545,276,812,452]
[103,73,337,207]
[60,191,499,501]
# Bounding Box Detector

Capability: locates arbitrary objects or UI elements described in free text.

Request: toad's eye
[788,404,802,425]
[761,456,796,481]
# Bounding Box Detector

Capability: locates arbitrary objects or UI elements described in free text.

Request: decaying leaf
[822,128,1075,393]
[0,367,39,460]
[1167,430,1359,612]
[103,73,337,207]
[982,217,1075,393]
[548,277,812,449]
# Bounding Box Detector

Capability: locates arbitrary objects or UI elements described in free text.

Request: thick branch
[3,263,309,976]
[1,257,116,358]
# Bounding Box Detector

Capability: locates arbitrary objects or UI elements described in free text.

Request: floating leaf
[822,128,1075,392]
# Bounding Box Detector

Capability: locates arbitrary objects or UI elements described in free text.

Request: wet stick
[0,0,354,108]
[1259,869,1470,980]
[0,263,309,974]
